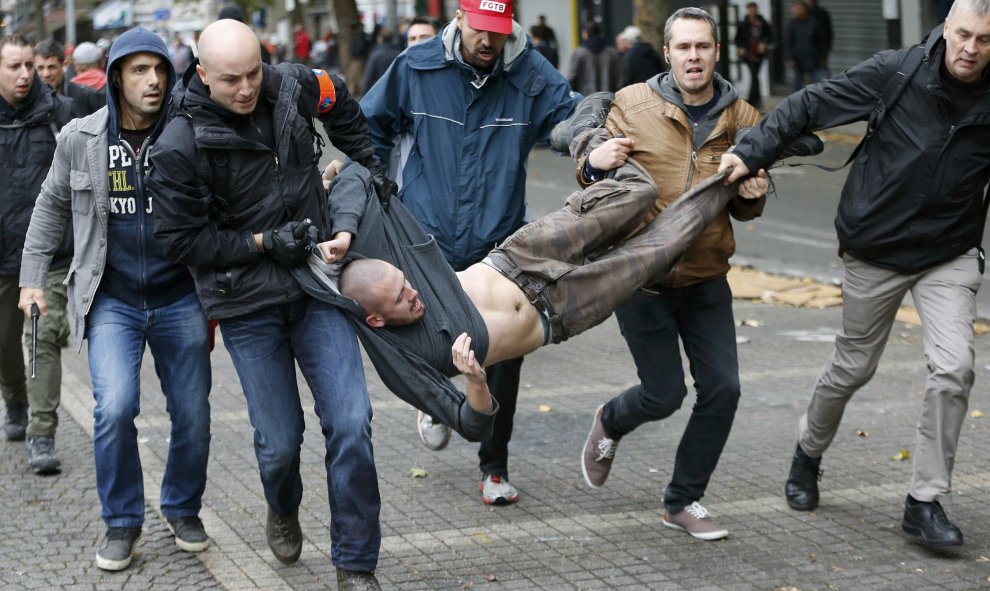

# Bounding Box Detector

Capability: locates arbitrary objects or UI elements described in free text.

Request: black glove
[368,163,398,212]
[262,219,319,268]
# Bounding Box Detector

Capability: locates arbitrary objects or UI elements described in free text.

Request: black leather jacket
[734,25,990,274]
[149,62,375,318]
[0,77,75,275]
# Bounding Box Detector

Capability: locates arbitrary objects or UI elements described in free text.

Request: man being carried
[296,134,789,438]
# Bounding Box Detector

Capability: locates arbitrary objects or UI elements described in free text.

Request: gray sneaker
[662,502,729,541]
[266,507,302,564]
[4,402,27,441]
[337,569,382,591]
[167,516,210,552]
[581,405,619,488]
[416,411,451,451]
[480,475,519,505]
[26,436,61,475]
[95,526,141,571]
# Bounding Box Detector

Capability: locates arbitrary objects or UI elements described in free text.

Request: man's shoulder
[49,111,107,158]
[505,48,570,94]
[614,82,665,112]
[404,37,447,70]
[155,111,197,150]
[726,97,762,126]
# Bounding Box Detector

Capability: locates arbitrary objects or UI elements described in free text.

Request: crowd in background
[30,2,833,107]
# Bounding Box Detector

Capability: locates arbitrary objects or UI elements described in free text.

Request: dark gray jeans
[489,161,739,344]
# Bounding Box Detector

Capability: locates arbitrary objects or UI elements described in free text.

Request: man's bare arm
[452,333,493,414]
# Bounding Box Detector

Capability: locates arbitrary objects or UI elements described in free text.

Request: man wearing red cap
[361,0,578,506]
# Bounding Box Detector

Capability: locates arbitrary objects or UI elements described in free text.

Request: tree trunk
[33,0,46,40]
[333,0,359,73]
[634,0,667,50]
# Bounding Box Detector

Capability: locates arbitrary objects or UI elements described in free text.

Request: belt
[483,254,557,321]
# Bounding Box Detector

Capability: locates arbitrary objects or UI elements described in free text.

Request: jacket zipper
[684,150,698,193]
[131,138,150,309]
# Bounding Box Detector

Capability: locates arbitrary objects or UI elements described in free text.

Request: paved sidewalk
[3,296,990,590]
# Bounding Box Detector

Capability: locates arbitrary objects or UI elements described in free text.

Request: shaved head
[198,19,261,69]
[196,19,264,114]
[340,259,394,311]
[340,259,426,327]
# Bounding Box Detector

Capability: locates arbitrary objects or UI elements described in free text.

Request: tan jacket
[578,77,763,288]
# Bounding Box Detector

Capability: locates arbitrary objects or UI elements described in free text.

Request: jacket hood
[105,27,176,142]
[923,23,944,62]
[440,19,528,73]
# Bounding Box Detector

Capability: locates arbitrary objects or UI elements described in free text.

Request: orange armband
[312,69,337,114]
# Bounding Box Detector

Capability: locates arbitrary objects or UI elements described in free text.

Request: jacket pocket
[565,182,630,214]
[69,169,94,214]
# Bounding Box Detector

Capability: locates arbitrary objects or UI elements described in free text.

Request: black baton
[30,303,39,379]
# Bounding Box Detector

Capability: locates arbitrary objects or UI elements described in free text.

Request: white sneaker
[480,474,519,505]
[416,411,452,451]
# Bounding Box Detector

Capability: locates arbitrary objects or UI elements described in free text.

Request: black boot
[265,507,302,564]
[902,495,963,547]
[4,402,27,441]
[785,443,821,511]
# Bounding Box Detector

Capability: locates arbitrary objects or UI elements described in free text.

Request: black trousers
[477,356,523,479]
[602,277,741,513]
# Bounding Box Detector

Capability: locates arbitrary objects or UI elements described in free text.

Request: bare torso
[457,263,545,365]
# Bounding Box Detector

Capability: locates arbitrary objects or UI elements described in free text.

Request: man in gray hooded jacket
[18,27,211,571]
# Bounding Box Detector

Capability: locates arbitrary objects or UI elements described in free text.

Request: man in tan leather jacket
[578,7,769,541]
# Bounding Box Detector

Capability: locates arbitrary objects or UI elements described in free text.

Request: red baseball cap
[459,0,514,35]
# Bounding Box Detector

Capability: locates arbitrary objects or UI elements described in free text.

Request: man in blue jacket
[721,0,990,548]
[360,0,578,506]
[19,27,212,571]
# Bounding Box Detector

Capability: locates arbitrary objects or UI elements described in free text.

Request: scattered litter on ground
[729,266,990,332]
[729,267,841,308]
[891,449,911,461]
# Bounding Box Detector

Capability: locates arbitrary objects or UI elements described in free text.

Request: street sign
[154,8,171,21]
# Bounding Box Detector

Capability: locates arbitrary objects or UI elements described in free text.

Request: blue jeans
[219,297,381,572]
[86,291,211,528]
[602,277,741,513]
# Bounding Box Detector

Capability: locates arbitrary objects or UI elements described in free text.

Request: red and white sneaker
[480,475,519,505]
